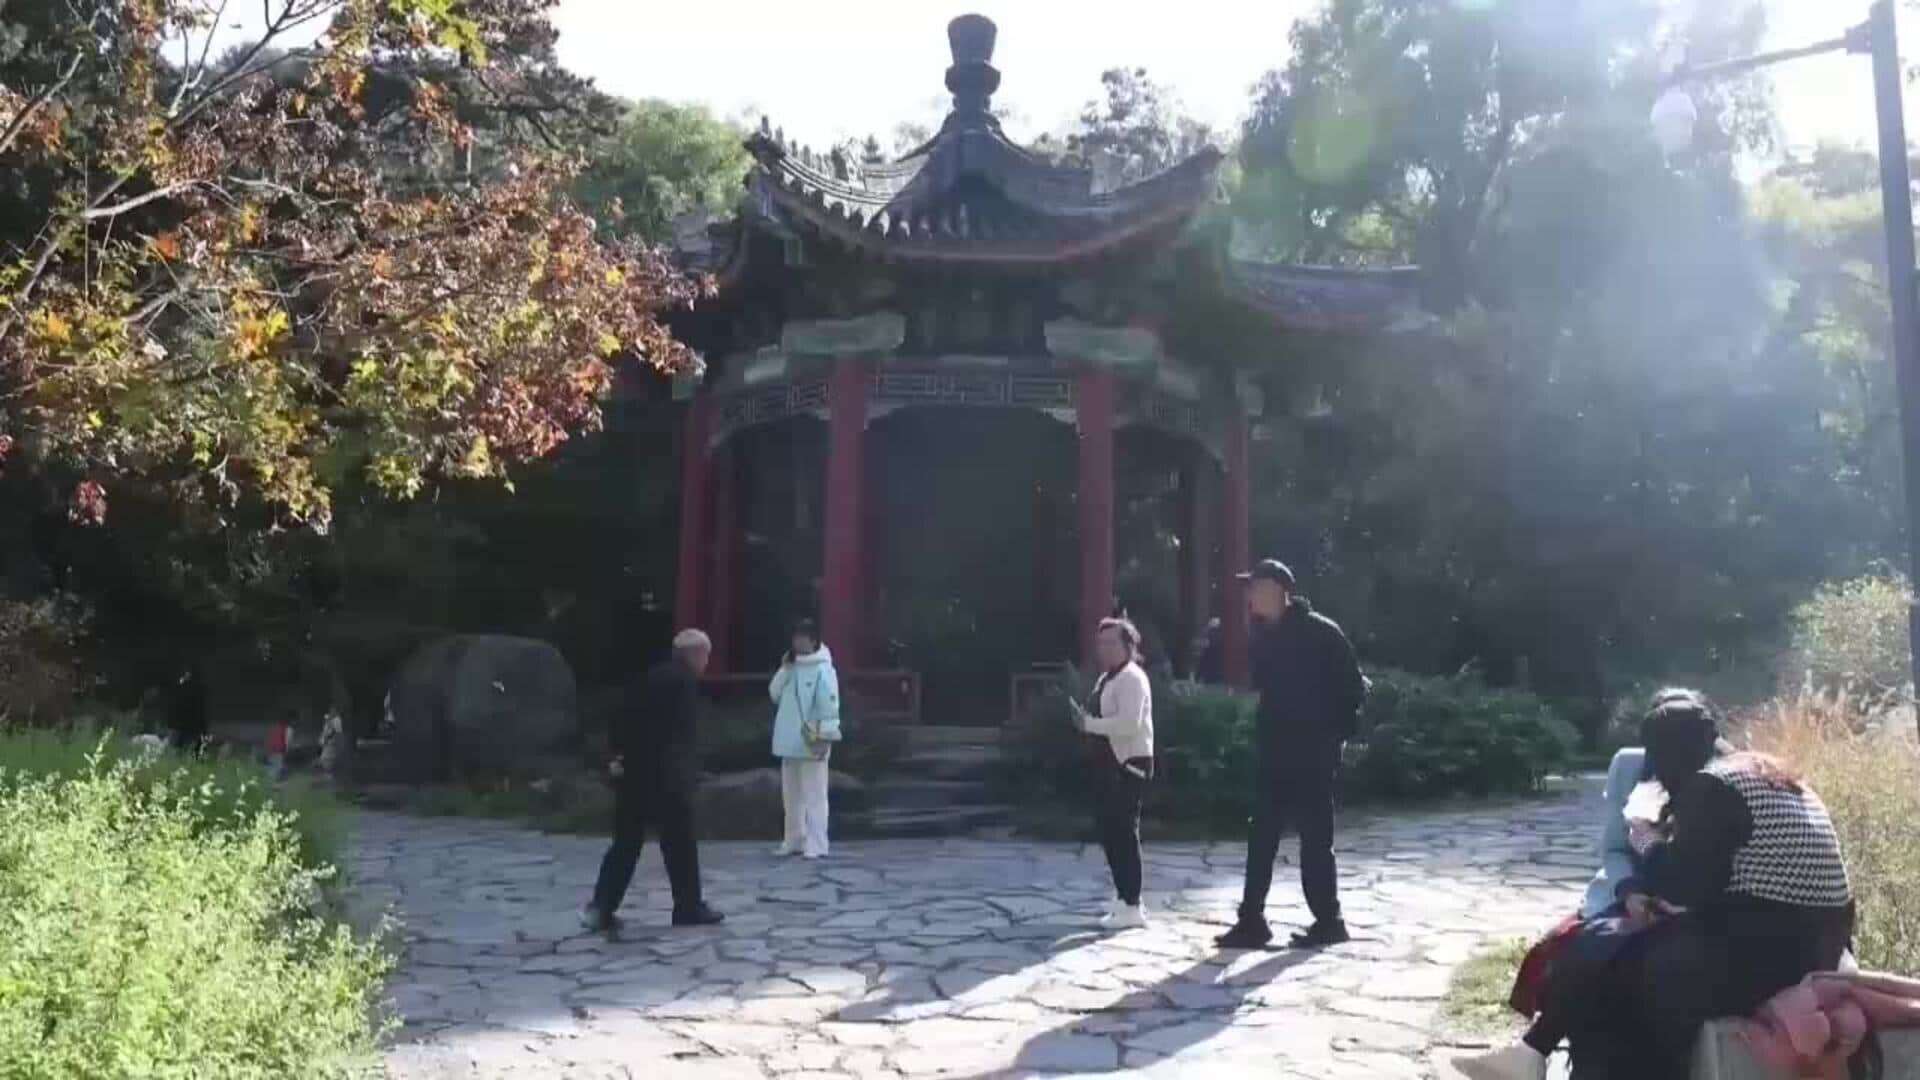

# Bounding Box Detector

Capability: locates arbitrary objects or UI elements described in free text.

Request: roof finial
[945,14,1000,123]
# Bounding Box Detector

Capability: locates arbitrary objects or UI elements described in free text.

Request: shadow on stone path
[354,785,1598,1078]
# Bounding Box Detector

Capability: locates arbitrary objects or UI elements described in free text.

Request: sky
[547,0,1908,156]
[201,0,1911,158]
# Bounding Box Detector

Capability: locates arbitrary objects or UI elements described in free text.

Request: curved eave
[746,128,1224,229]
[1225,262,1427,334]
[760,181,1211,265]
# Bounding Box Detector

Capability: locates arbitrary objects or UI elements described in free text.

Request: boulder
[694,767,868,840]
[386,635,579,780]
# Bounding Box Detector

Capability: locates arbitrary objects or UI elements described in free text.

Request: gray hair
[672,628,712,652]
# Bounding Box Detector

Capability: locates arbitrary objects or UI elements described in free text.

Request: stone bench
[1694,1019,1920,1079]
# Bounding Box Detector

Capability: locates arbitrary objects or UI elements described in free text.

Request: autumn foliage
[0,0,709,528]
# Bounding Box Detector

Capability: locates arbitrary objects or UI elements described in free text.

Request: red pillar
[1078,370,1116,669]
[1181,450,1213,676]
[822,360,869,667]
[1222,410,1252,687]
[707,441,738,672]
[674,395,714,637]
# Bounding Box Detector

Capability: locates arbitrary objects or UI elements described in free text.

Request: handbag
[794,669,840,746]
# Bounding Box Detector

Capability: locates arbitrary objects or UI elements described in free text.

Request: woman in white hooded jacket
[769,620,842,859]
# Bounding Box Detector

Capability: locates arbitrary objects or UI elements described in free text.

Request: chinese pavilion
[669,14,1420,722]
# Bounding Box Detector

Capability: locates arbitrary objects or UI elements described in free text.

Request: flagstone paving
[355,789,1596,1079]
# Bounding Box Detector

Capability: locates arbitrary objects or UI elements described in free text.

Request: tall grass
[0,723,346,868]
[1745,693,1920,974]
[0,725,391,1078]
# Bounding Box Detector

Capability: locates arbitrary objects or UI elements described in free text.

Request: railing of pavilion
[702,670,923,730]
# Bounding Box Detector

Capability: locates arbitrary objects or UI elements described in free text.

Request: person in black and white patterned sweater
[1564,694,1855,1080]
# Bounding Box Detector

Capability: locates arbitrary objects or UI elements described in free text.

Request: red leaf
[69,480,108,526]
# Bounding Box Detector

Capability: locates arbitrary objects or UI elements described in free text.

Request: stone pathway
[354,789,1596,1079]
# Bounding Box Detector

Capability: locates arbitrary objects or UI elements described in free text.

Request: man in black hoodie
[1216,559,1367,950]
[583,628,725,937]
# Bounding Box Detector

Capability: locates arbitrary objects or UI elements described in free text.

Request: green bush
[1150,684,1259,828]
[1347,669,1578,801]
[0,725,346,869]
[0,745,391,1078]
[1003,667,1576,823]
[1784,574,1912,700]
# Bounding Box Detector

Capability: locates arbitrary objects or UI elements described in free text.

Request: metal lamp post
[1656,0,1920,716]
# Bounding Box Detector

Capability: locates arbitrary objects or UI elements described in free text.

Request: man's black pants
[1239,756,1341,927]
[590,779,702,916]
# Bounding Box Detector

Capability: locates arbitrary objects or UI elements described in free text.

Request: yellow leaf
[36,312,73,344]
[459,434,492,477]
[603,268,625,287]
[86,411,103,431]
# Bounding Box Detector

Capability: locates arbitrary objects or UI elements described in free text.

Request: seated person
[1571,696,1853,1080]
[1455,688,1698,1080]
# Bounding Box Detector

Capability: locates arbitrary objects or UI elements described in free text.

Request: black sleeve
[1648,772,1751,909]
[611,668,656,762]
[1323,621,1366,737]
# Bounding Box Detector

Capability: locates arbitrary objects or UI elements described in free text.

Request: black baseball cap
[1236,559,1296,588]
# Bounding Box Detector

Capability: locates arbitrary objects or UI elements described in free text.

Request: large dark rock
[386,635,579,780]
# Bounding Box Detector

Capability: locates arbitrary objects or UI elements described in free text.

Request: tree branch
[78,181,203,220]
[0,48,85,159]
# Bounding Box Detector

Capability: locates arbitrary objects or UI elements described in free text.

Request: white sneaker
[1103,902,1149,930]
[1451,1044,1547,1080]
[773,843,798,857]
[802,850,826,860]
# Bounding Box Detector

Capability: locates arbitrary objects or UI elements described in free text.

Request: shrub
[1151,684,1259,828]
[0,593,92,725]
[1002,666,1575,825]
[1784,574,1912,701]
[1347,669,1578,801]
[998,664,1101,807]
[1746,693,1920,974]
[0,748,391,1078]
[0,725,346,869]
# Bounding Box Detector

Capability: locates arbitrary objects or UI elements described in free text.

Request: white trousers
[780,756,831,856]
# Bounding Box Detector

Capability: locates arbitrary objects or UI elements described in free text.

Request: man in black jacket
[583,628,725,936]
[1217,559,1367,950]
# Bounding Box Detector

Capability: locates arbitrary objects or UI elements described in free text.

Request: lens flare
[1288,87,1378,185]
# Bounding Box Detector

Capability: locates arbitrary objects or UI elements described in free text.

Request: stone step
[900,725,1005,748]
[891,745,1002,782]
[861,803,1014,838]
[866,779,1000,810]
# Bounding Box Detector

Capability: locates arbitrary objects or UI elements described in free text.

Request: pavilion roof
[1224,261,1427,334]
[735,14,1223,266]
[741,122,1223,265]
[685,14,1428,335]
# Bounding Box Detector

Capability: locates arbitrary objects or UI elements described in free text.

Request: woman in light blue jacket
[1583,746,1648,919]
[769,620,841,859]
